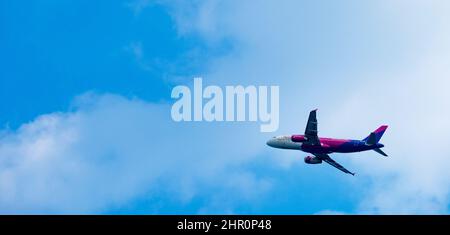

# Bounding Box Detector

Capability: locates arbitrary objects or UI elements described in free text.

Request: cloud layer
[159,0,450,214]
[0,93,272,213]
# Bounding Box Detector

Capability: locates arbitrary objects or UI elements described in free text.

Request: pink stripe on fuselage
[291,135,350,148]
[291,135,306,142]
[319,137,350,148]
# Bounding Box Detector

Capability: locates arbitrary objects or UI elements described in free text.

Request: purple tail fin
[363,125,388,144]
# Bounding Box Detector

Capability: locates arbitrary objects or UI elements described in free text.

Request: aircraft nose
[266,138,276,147]
[377,143,384,148]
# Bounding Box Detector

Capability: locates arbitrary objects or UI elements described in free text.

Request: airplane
[266,109,388,176]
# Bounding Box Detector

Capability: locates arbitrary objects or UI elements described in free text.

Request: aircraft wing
[315,153,355,176]
[304,109,320,146]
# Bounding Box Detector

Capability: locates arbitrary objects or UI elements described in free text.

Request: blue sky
[1,1,186,127]
[1,1,450,214]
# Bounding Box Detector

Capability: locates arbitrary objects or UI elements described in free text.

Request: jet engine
[304,156,322,164]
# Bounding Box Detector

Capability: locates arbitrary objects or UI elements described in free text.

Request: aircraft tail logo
[363,125,388,157]
[363,125,388,144]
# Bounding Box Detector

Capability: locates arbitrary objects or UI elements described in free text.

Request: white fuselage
[266,135,302,150]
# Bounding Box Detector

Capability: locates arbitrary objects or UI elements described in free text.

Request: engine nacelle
[304,156,322,164]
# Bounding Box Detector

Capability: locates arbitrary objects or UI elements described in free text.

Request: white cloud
[0,93,271,214]
[337,56,450,214]
[157,0,450,214]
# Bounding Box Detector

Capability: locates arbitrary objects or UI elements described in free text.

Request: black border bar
[0,215,447,233]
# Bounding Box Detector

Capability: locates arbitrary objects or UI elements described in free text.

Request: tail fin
[363,125,389,157]
[363,125,388,145]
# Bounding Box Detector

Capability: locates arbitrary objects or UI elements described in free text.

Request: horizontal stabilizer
[373,148,388,157]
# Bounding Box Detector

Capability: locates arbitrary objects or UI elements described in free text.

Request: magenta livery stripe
[291,135,306,142]
[291,135,350,148]
[374,125,388,133]
[319,138,351,148]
